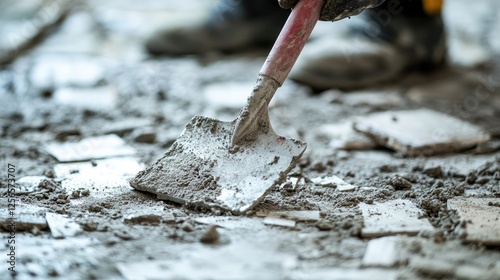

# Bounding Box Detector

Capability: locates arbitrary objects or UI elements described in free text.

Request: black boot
[146,0,289,55]
[290,0,446,90]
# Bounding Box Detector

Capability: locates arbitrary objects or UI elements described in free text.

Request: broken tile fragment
[59,176,134,205]
[0,204,47,231]
[311,176,357,192]
[122,206,164,226]
[15,176,47,194]
[280,177,303,191]
[30,55,106,89]
[424,154,497,177]
[447,197,500,245]
[362,237,399,267]
[45,212,82,239]
[315,120,377,150]
[354,109,490,156]
[360,199,434,237]
[263,217,296,228]
[45,134,136,162]
[53,86,117,110]
[53,157,143,178]
[257,211,320,222]
[162,213,176,224]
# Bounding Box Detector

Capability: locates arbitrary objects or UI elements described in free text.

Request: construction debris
[45,134,136,162]
[360,199,434,237]
[0,203,47,231]
[447,197,500,245]
[315,120,377,150]
[311,176,358,192]
[354,109,491,156]
[53,157,143,178]
[263,217,296,228]
[53,86,117,110]
[45,212,83,239]
[257,210,321,222]
[362,237,399,267]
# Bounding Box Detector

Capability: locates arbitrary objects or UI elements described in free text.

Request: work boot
[146,0,289,55]
[290,1,447,90]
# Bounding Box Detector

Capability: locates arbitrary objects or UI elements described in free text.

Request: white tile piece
[45,212,82,239]
[311,176,357,192]
[362,237,399,267]
[30,54,106,89]
[257,211,321,222]
[316,120,377,150]
[263,217,296,228]
[447,197,500,245]
[354,109,490,156]
[45,134,136,162]
[360,199,434,237]
[0,203,47,231]
[15,176,47,194]
[424,154,497,177]
[53,157,143,178]
[53,86,117,110]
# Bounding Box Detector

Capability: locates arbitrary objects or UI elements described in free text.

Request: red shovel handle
[260,0,325,85]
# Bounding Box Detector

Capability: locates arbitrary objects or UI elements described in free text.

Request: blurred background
[1,0,499,173]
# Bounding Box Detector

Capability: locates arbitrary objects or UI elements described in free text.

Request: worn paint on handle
[260,0,325,85]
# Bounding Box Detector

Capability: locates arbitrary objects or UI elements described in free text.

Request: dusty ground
[1,0,500,279]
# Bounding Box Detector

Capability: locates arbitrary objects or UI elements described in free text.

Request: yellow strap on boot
[423,0,443,15]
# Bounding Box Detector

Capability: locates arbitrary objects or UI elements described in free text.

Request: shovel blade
[130,116,306,214]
